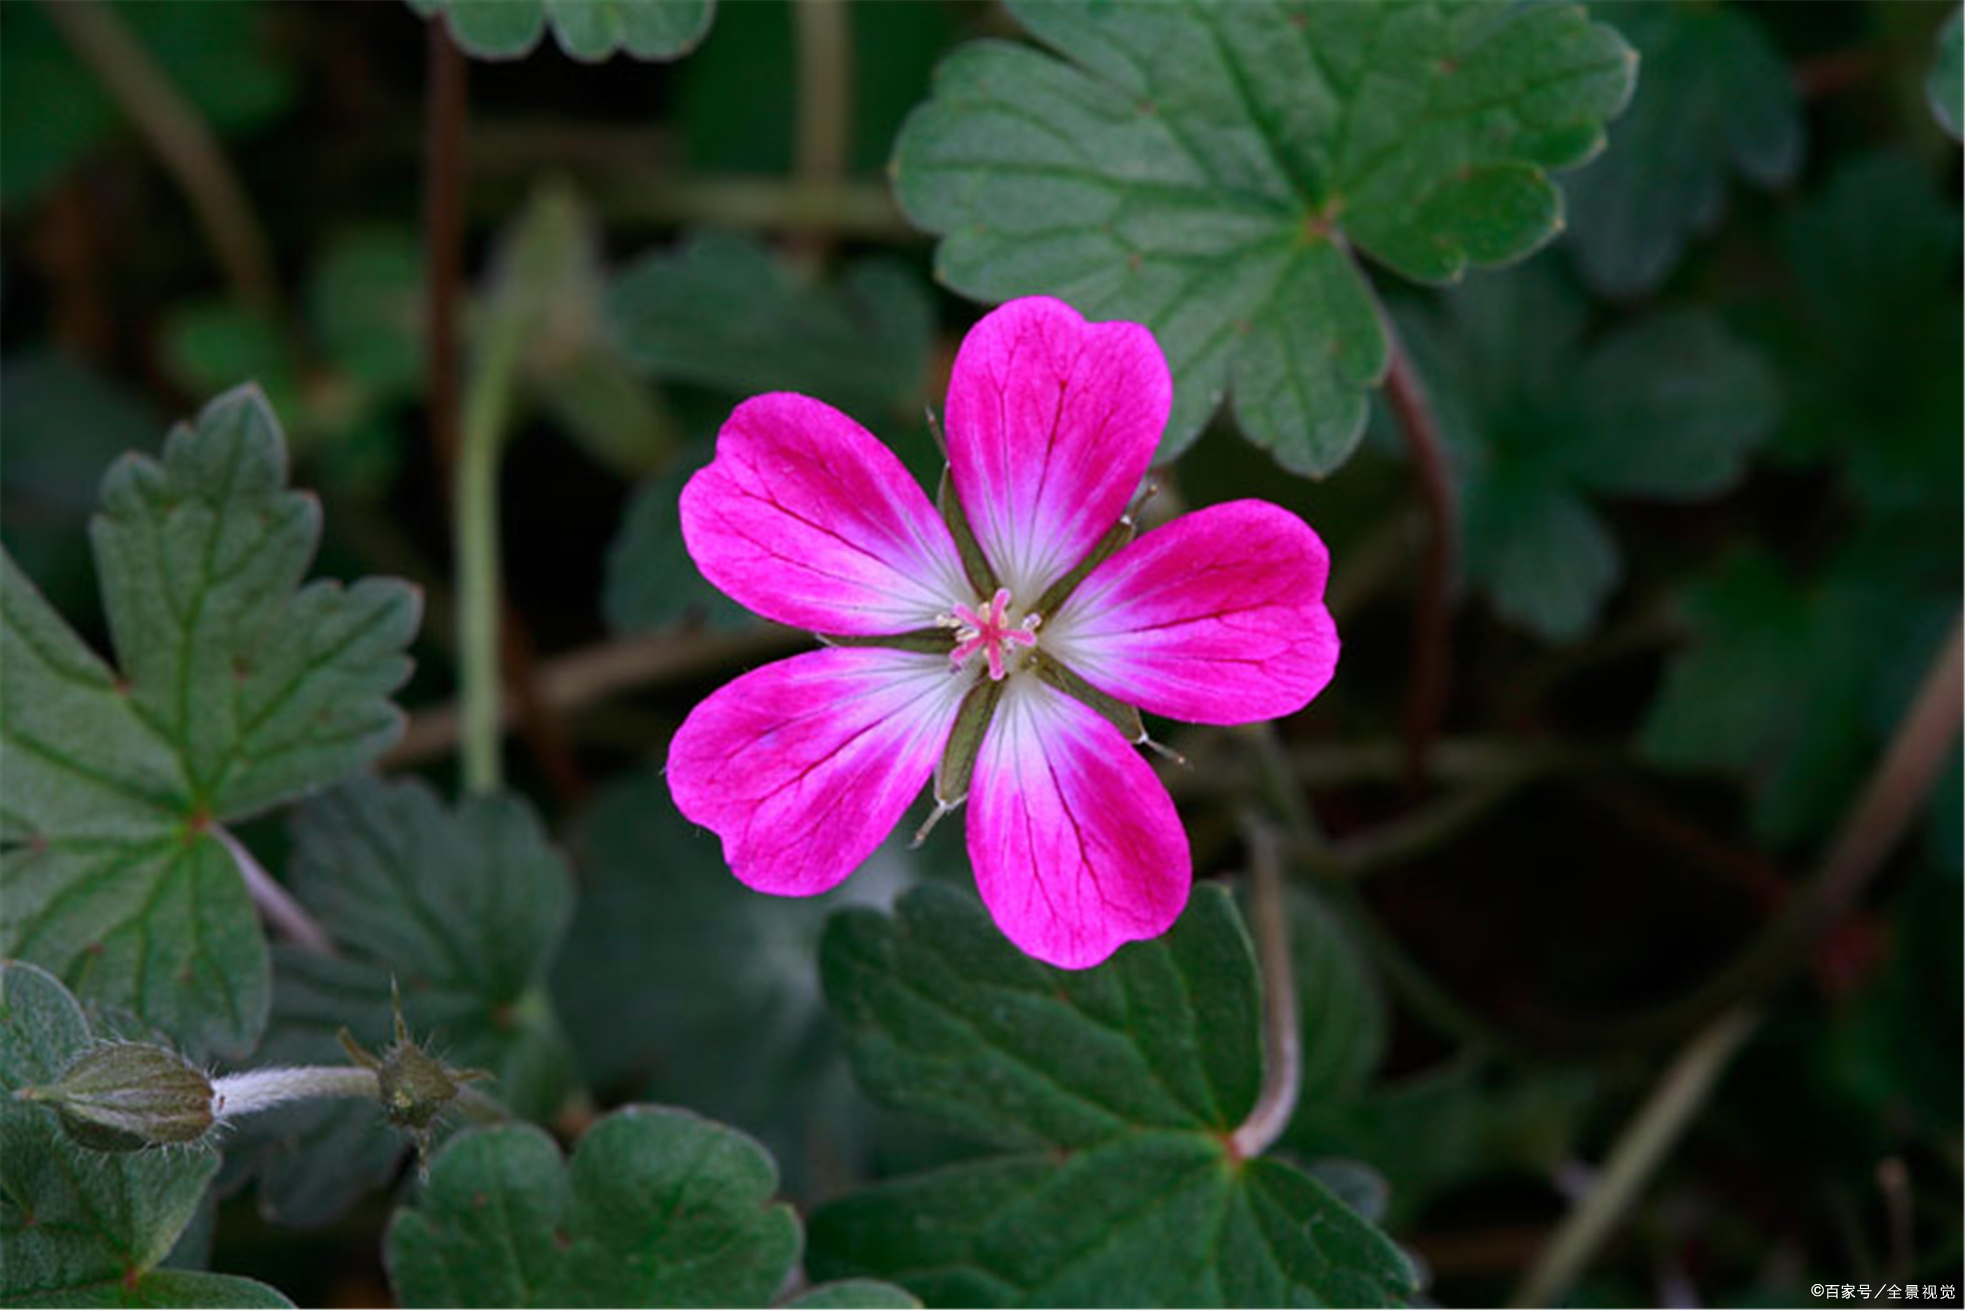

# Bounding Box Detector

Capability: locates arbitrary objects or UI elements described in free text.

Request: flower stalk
[212,824,335,956]
[18,988,492,1160]
[1228,818,1300,1160]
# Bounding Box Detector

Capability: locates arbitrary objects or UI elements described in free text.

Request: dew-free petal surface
[966,677,1189,969]
[944,297,1170,600]
[680,393,969,634]
[1044,500,1338,724]
[668,648,970,896]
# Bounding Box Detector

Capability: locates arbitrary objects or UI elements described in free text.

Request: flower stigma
[945,587,1041,681]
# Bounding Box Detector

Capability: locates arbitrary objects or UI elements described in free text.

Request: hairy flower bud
[17,1042,215,1151]
[338,982,493,1172]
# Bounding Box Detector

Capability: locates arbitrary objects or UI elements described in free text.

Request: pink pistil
[950,587,1039,681]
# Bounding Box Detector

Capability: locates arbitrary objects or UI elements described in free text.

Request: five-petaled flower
[666,297,1339,968]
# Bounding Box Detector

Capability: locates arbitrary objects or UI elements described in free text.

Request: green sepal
[1036,656,1145,746]
[937,466,997,599]
[338,984,493,1174]
[935,676,1005,808]
[1032,511,1136,617]
[819,628,957,655]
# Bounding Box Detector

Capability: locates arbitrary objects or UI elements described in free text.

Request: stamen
[946,588,1041,682]
[911,798,960,846]
[1140,734,1190,768]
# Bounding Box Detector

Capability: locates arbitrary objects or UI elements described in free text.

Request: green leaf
[160,306,303,444]
[783,1281,922,1310]
[806,885,1415,1306]
[1933,7,1963,141]
[551,770,910,1197]
[230,778,575,1226]
[1773,152,1962,521]
[1279,887,1386,1105]
[385,1106,800,1307]
[609,231,934,423]
[892,0,1634,473]
[1380,262,1776,641]
[0,961,293,1308]
[0,353,160,612]
[307,227,426,402]
[1641,545,1956,850]
[488,182,680,477]
[0,2,295,210]
[1,387,420,1058]
[1286,1060,1596,1229]
[412,0,713,63]
[1563,2,1802,298]
[5,1270,295,1309]
[677,0,953,176]
[603,450,753,634]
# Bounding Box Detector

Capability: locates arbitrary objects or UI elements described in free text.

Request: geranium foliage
[806,886,1416,1306]
[893,0,1635,472]
[0,4,1957,1308]
[0,388,419,1059]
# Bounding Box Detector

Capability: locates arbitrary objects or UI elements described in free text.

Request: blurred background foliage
[0,1,1958,1307]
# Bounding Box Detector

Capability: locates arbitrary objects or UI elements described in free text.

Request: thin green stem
[1507,1007,1760,1308]
[455,310,525,793]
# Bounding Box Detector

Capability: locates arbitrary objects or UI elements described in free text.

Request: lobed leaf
[0,962,292,1308]
[1640,547,1956,850]
[892,0,1634,473]
[807,885,1414,1306]
[1287,1060,1596,1229]
[1773,152,1962,521]
[1563,2,1802,298]
[229,777,576,1226]
[608,231,934,423]
[409,0,714,63]
[1277,886,1386,1106]
[384,1106,876,1308]
[1933,7,1963,142]
[551,770,909,1198]
[0,387,419,1058]
[603,451,753,634]
[1379,263,1776,641]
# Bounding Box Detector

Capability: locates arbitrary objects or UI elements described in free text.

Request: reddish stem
[1383,335,1458,792]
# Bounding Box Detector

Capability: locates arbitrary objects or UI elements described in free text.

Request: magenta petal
[944,297,1171,600]
[680,393,969,634]
[667,648,969,896]
[1044,500,1340,725]
[967,678,1190,969]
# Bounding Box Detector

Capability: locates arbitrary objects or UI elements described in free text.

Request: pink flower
[666,297,1339,968]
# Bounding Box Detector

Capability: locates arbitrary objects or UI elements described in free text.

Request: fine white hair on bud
[16,1041,216,1152]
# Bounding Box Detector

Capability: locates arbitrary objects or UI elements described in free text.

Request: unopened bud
[380,1040,472,1132]
[339,981,492,1172]
[17,1042,214,1151]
